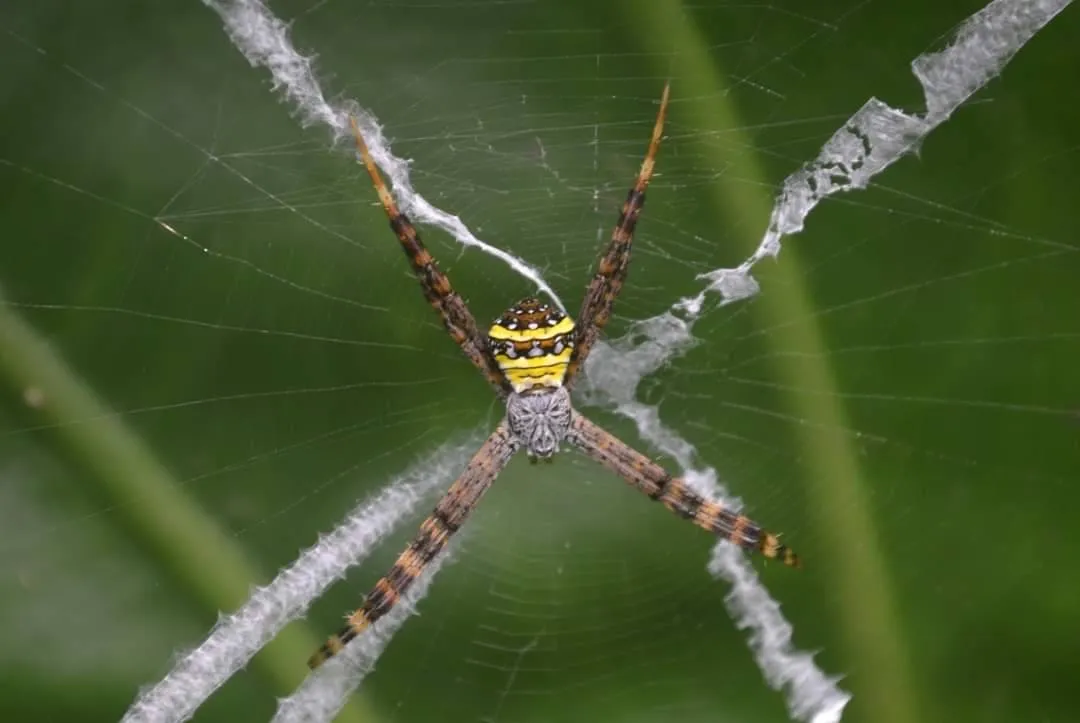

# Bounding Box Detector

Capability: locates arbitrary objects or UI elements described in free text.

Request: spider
[309,83,799,669]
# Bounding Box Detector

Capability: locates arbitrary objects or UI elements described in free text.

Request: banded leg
[566,413,799,567]
[565,83,670,387]
[349,118,510,398]
[308,422,519,669]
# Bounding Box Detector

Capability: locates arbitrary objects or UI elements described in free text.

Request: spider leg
[308,422,519,669]
[566,412,799,567]
[565,83,670,387]
[349,118,510,398]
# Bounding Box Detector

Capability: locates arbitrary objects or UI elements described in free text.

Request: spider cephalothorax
[309,84,799,671]
[505,386,572,459]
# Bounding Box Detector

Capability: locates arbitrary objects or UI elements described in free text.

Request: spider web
[1,1,1078,723]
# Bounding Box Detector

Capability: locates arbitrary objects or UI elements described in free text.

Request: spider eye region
[488,298,575,393]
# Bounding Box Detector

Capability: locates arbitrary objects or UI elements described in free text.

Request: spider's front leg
[309,422,519,669]
[565,82,670,387]
[348,118,510,399]
[566,412,799,567]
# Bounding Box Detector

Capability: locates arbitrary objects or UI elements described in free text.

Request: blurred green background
[1,0,1078,721]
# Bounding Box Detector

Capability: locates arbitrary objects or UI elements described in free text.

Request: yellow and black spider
[310,83,799,669]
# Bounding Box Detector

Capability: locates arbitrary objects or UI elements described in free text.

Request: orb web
[0,1,1077,723]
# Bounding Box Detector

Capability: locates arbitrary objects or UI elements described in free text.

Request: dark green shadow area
[0,289,376,723]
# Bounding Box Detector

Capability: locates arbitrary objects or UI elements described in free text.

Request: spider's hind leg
[565,82,670,387]
[347,116,510,398]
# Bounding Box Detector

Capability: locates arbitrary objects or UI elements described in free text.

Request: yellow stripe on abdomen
[502,361,571,390]
[495,348,572,370]
[488,315,574,340]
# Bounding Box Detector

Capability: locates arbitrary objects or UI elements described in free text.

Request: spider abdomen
[488,297,575,393]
